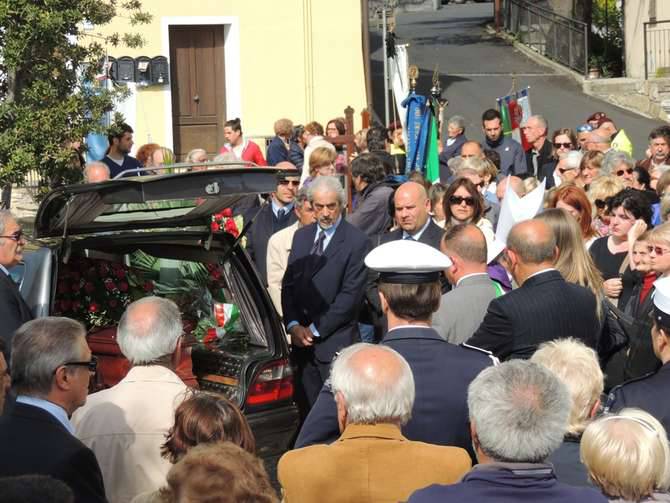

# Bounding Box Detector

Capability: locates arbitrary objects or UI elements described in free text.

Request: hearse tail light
[245,359,294,407]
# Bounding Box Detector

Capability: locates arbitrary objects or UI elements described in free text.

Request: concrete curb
[485,24,585,86]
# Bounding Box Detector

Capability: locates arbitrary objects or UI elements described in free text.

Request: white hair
[529,114,548,130]
[0,210,16,235]
[531,338,604,435]
[306,176,346,207]
[330,343,415,425]
[559,150,583,169]
[468,360,570,463]
[185,148,207,163]
[117,296,182,364]
[83,161,110,182]
[447,115,465,131]
[602,150,634,175]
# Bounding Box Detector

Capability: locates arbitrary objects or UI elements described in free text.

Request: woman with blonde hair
[302,146,337,187]
[536,208,604,309]
[578,150,605,188]
[588,175,626,237]
[581,408,670,502]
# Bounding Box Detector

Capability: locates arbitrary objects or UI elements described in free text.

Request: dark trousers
[291,347,330,423]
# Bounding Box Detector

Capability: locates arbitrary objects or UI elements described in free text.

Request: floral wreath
[211,208,240,238]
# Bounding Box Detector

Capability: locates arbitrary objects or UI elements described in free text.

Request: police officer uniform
[605,276,670,434]
[294,240,497,459]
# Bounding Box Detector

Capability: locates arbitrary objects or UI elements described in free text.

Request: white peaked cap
[653,276,670,325]
[486,176,546,263]
[365,239,453,284]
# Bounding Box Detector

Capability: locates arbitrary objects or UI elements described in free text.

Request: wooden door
[169,25,226,160]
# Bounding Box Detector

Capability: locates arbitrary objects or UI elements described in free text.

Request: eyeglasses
[278,180,300,187]
[576,124,593,133]
[594,197,613,209]
[616,168,634,177]
[648,245,670,256]
[449,195,476,206]
[558,167,576,175]
[61,355,98,373]
[0,230,24,242]
[553,142,573,149]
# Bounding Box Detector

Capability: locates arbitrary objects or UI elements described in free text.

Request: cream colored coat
[278,423,471,503]
[267,221,300,316]
[72,366,189,503]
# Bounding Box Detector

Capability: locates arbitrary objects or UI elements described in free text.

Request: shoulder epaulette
[461,342,500,366]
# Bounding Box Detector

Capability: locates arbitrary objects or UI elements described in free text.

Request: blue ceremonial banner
[402,92,427,173]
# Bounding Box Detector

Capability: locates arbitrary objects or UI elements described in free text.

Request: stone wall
[583,77,670,121]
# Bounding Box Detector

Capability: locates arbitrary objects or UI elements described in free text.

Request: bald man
[381,182,444,250]
[496,176,526,202]
[466,219,600,360]
[83,162,110,183]
[433,224,500,344]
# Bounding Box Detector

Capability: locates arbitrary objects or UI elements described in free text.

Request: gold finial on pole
[408,65,419,92]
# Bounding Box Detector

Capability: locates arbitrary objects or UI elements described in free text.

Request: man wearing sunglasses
[0,210,33,357]
[0,317,106,502]
[244,164,300,285]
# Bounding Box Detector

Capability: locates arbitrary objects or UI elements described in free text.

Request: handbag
[598,299,633,364]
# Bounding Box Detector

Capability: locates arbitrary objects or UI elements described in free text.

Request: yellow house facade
[93,0,368,159]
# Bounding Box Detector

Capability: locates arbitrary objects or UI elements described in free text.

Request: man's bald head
[461,141,484,159]
[497,176,526,201]
[83,162,110,183]
[507,219,557,265]
[442,224,487,264]
[276,161,297,170]
[394,182,430,233]
[330,343,414,427]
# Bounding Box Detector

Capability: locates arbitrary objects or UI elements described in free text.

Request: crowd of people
[2,104,670,502]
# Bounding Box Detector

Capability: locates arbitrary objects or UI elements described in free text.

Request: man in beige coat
[278,343,471,503]
[266,188,315,316]
[72,297,188,503]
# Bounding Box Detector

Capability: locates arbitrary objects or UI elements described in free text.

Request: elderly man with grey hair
[83,161,110,183]
[522,115,552,177]
[0,317,106,502]
[282,176,371,420]
[72,296,189,503]
[409,360,608,502]
[279,343,471,503]
[0,209,32,356]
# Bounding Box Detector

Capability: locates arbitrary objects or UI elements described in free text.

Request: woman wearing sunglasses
[588,175,626,237]
[539,129,577,189]
[442,177,494,242]
[602,150,635,188]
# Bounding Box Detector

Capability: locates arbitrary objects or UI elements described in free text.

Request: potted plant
[588,56,603,79]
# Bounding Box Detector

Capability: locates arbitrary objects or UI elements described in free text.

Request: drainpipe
[361,0,373,111]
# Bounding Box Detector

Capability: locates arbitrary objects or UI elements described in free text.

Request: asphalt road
[370,2,661,159]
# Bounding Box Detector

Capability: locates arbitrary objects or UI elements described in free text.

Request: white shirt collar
[403,218,431,241]
[0,264,8,276]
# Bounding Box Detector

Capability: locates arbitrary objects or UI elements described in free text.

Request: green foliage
[590,0,623,77]
[0,0,151,196]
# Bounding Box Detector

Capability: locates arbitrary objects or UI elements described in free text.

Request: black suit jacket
[0,269,34,357]
[467,270,600,360]
[525,139,553,178]
[295,327,494,460]
[439,135,467,182]
[282,220,370,363]
[0,402,106,502]
[245,202,296,285]
[539,159,557,188]
[380,220,445,249]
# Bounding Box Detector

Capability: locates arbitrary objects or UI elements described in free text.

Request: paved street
[371,2,661,159]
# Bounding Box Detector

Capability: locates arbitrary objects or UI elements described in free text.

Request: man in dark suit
[605,276,670,434]
[467,219,600,360]
[282,176,370,419]
[439,115,468,178]
[295,240,495,459]
[0,210,33,357]
[522,115,553,178]
[245,166,299,285]
[0,317,106,502]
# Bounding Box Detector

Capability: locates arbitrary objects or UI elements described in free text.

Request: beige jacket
[278,423,471,503]
[72,365,189,503]
[267,221,300,316]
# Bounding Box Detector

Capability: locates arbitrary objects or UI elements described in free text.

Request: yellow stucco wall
[91,0,367,149]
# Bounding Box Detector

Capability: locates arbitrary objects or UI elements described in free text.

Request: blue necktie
[311,231,326,256]
[277,208,286,220]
